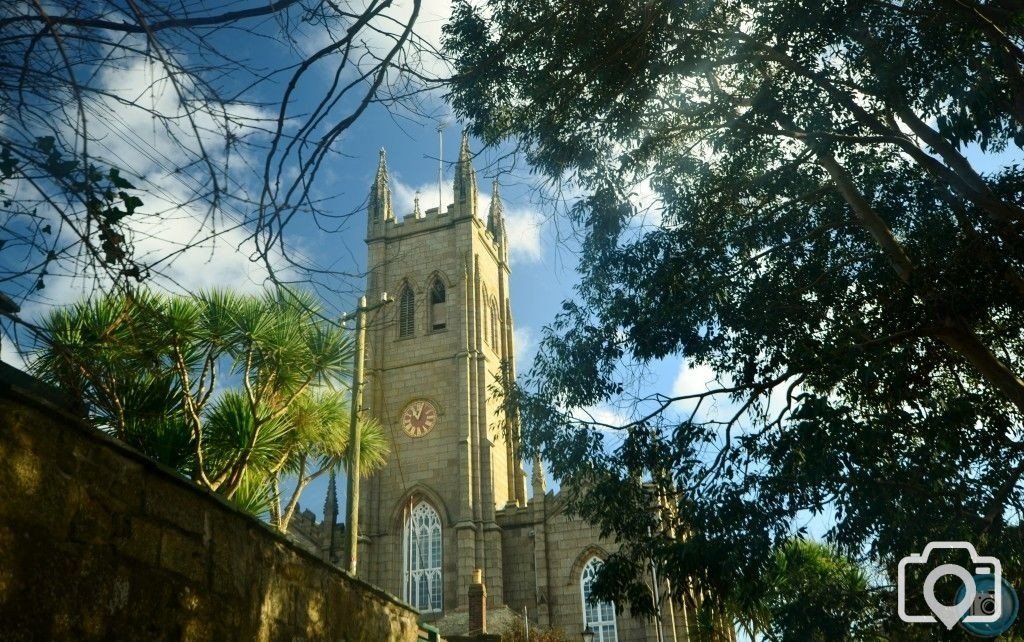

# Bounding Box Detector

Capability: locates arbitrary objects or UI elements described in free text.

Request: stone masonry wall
[0,363,422,642]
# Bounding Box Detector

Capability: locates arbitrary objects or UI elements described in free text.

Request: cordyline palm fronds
[267,390,388,531]
[32,287,389,529]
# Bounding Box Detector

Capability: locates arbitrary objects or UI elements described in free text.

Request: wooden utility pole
[344,293,389,575]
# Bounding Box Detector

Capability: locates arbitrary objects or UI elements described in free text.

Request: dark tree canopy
[445,0,1024,636]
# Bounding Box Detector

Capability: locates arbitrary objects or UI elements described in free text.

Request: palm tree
[32,287,389,528]
[728,539,881,642]
[229,388,389,531]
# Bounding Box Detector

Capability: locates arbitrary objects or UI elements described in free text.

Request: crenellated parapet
[365,134,508,264]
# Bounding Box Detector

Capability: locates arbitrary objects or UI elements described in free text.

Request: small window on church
[404,502,443,613]
[399,285,415,338]
[581,558,618,642]
[430,278,447,331]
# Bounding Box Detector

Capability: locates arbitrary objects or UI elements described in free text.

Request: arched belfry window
[581,558,618,642]
[430,278,447,331]
[404,502,443,612]
[399,284,415,338]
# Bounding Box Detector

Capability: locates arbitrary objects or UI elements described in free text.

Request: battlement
[364,134,508,261]
[286,504,345,565]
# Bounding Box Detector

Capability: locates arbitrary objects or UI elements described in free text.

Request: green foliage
[445,0,1024,637]
[32,287,389,529]
[229,472,275,517]
[5,137,146,285]
[204,391,292,477]
[733,539,882,642]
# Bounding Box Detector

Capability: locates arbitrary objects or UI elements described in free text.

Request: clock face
[401,399,438,438]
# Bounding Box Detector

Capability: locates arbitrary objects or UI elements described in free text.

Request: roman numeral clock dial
[401,399,438,438]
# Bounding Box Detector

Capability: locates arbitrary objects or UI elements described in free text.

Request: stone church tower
[358,134,527,613]
[286,135,736,642]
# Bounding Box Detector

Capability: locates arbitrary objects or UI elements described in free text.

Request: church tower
[359,135,528,618]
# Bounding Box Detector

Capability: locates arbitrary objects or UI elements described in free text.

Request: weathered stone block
[118,515,162,566]
[160,526,208,585]
[145,480,210,535]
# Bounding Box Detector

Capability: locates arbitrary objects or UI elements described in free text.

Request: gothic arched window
[481,286,490,346]
[430,278,447,331]
[404,502,443,612]
[399,284,415,338]
[489,300,499,348]
[581,558,618,642]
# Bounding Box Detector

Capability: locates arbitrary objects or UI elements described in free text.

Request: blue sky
[2,0,1018,502]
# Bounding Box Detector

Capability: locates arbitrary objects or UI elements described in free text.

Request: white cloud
[571,403,630,431]
[392,177,452,217]
[504,208,543,264]
[365,0,455,80]
[127,199,284,295]
[85,56,285,290]
[0,333,28,372]
[627,176,666,230]
[5,47,292,366]
[670,361,729,423]
[669,358,803,428]
[298,0,455,89]
[513,325,536,369]
[671,361,720,398]
[88,55,266,178]
[766,374,803,419]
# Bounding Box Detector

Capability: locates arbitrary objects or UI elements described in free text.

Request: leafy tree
[444,0,1024,635]
[32,287,387,529]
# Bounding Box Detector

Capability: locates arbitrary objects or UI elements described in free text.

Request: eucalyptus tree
[33,287,388,527]
[444,0,1024,627]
